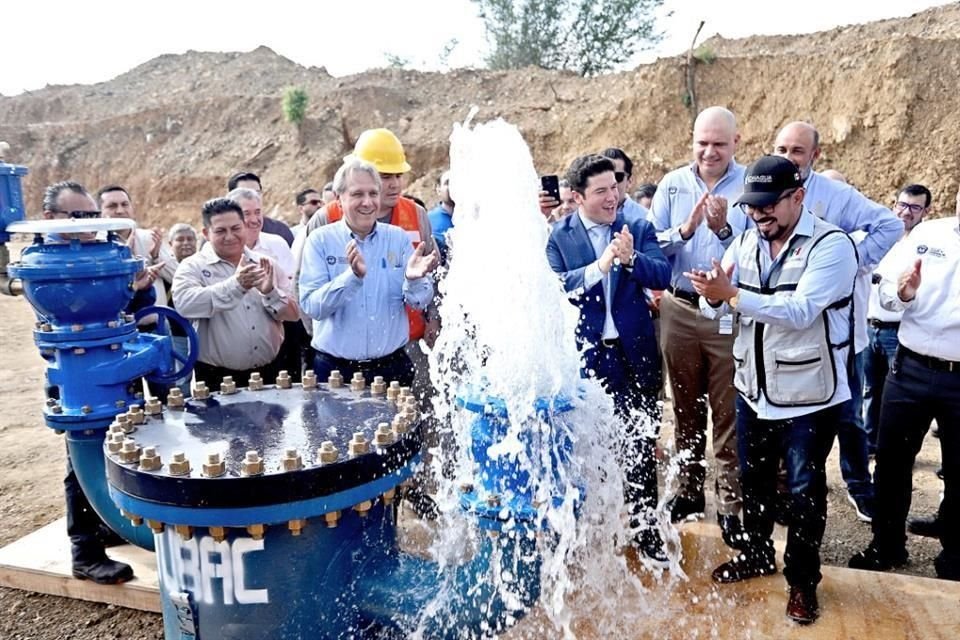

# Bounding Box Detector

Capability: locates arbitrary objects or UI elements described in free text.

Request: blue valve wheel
[134,305,199,385]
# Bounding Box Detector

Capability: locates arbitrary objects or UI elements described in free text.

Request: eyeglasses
[894,201,925,214]
[306,199,323,206]
[739,189,797,215]
[614,171,628,183]
[51,209,102,219]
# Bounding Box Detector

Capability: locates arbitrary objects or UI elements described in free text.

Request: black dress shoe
[786,586,819,625]
[718,513,748,550]
[712,551,777,583]
[72,557,134,585]
[636,528,670,569]
[908,513,942,538]
[668,495,705,523]
[848,544,908,572]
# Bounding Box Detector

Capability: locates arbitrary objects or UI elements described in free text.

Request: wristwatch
[716,223,733,241]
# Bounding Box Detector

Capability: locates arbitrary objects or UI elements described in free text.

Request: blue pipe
[66,429,156,550]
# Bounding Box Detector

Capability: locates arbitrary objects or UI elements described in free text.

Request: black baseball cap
[735,155,803,208]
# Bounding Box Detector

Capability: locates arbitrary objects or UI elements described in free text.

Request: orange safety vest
[327,197,427,340]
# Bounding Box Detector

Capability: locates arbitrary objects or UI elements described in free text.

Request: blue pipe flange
[133,305,199,385]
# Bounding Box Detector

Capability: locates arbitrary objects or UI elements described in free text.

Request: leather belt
[667,285,700,305]
[901,346,959,373]
[869,319,900,330]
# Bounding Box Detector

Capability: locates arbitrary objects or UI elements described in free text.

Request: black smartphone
[540,174,560,202]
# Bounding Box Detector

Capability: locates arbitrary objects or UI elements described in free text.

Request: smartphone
[540,174,560,202]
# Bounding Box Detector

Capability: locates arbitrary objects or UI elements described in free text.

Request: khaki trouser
[660,290,742,516]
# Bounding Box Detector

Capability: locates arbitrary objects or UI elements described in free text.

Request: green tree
[472,0,663,76]
[282,87,308,145]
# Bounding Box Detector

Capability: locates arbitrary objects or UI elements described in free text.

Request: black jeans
[872,348,960,579]
[591,340,661,527]
[313,348,415,388]
[65,447,107,563]
[736,395,838,589]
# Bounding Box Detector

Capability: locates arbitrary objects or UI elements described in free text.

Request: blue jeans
[862,325,899,454]
[837,350,873,500]
[736,395,838,588]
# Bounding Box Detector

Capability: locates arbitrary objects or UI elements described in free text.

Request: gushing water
[417,114,685,639]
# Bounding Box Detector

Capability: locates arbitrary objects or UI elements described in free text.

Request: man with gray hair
[299,159,439,385]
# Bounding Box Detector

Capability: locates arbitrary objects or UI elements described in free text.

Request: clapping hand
[406,242,440,280]
[346,240,366,278]
[685,258,737,304]
[705,195,728,233]
[898,258,922,302]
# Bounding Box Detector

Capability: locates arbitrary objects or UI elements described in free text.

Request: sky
[1,0,951,96]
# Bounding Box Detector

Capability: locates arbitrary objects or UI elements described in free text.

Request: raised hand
[149,228,164,259]
[133,262,165,291]
[257,257,275,294]
[705,195,729,233]
[346,240,366,278]
[898,258,922,302]
[612,224,634,265]
[684,258,737,303]
[680,192,708,240]
[235,261,263,290]
[406,242,439,280]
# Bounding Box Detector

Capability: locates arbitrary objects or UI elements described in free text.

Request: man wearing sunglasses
[686,155,859,625]
[774,122,903,525]
[292,188,322,240]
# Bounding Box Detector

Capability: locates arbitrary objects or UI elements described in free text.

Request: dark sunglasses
[614,171,628,182]
[52,209,102,219]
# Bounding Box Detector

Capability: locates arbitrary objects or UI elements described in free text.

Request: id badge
[718,315,734,336]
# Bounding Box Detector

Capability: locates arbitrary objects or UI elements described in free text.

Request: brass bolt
[220,376,237,395]
[71,324,84,332]
[167,388,185,409]
[114,399,127,408]
[353,500,374,517]
[282,448,303,471]
[486,494,501,508]
[403,395,418,409]
[327,370,343,388]
[323,511,341,528]
[108,422,124,435]
[240,450,264,476]
[81,405,93,415]
[51,405,63,414]
[144,397,162,415]
[202,452,226,477]
[120,439,141,464]
[139,446,162,471]
[246,524,266,540]
[128,405,145,425]
[249,372,264,391]
[401,405,418,423]
[121,509,142,526]
[288,519,306,536]
[175,524,194,541]
[371,376,387,395]
[350,372,366,392]
[382,487,397,504]
[302,370,317,390]
[107,433,124,454]
[192,381,209,399]
[391,413,410,435]
[168,451,191,476]
[146,519,165,534]
[317,441,339,466]
[107,320,119,328]
[45,398,57,407]
[118,414,135,434]
[209,526,227,542]
[276,370,292,389]
[348,432,369,457]
[72,347,86,355]
[374,423,394,447]
[40,323,52,332]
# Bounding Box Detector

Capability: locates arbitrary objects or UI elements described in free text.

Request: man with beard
[687,155,858,625]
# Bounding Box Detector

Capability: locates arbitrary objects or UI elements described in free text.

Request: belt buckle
[601,338,617,348]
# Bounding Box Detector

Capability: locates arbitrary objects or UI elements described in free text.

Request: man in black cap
[685,155,859,625]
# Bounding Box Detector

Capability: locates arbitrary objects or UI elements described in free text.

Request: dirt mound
[2,4,959,229]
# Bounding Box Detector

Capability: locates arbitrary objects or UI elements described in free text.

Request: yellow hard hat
[344,128,411,174]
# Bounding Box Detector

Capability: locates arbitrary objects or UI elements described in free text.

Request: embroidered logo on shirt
[917,245,945,258]
[326,256,337,265]
[201,269,212,277]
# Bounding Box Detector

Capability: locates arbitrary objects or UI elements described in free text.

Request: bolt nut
[202,452,226,477]
[391,413,410,435]
[146,519,165,534]
[371,376,387,395]
[40,323,53,332]
[240,450,264,476]
[107,320,119,328]
[120,439,141,464]
[249,372,264,391]
[350,372,366,392]
[288,519,306,536]
[81,405,93,415]
[121,509,142,526]
[327,370,343,388]
[128,405,145,425]
[144,397,162,415]
[168,451,191,476]
[348,432,369,457]
[323,511,341,528]
[317,441,339,465]
[282,448,303,471]
[374,423,394,447]
[353,500,374,517]
[209,526,227,542]
[246,524,266,540]
[220,376,237,395]
[139,446,162,471]
[175,525,194,541]
[486,494,501,508]
[51,405,63,414]
[45,398,57,407]
[382,487,397,504]
[386,380,401,401]
[110,343,121,351]
[72,347,86,355]
[71,324,84,332]
[192,381,210,400]
[276,370,292,389]
[107,433,125,453]
[167,388,185,409]
[302,370,317,390]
